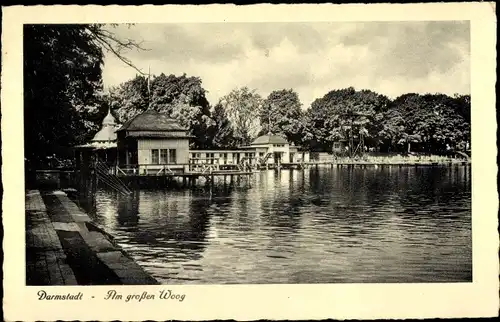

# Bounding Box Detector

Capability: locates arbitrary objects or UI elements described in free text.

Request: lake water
[89,165,472,284]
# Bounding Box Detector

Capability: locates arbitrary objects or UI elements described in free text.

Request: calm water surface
[89,165,471,284]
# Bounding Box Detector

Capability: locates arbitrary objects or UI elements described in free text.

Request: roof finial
[102,102,116,126]
[268,103,272,135]
[107,93,112,116]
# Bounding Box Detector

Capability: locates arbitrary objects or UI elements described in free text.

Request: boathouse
[115,110,193,174]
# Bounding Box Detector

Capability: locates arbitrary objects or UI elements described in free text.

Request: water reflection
[117,191,140,227]
[90,165,471,284]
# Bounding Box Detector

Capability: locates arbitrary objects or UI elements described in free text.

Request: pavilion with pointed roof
[74,109,121,165]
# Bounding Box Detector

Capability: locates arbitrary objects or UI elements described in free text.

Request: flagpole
[147,65,151,109]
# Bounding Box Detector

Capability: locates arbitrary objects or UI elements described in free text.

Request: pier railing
[112,160,261,177]
[115,164,185,176]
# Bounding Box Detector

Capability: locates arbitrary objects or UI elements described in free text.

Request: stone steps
[26,190,158,285]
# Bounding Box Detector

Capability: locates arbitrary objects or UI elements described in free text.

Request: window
[169,149,177,164]
[259,152,264,157]
[193,153,200,164]
[333,142,341,149]
[151,149,159,164]
[160,149,168,164]
[207,153,215,164]
[152,149,176,164]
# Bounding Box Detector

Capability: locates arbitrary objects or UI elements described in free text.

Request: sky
[101,21,470,109]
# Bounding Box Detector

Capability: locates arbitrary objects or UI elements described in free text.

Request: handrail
[116,166,129,176]
[116,163,190,167]
[94,159,132,195]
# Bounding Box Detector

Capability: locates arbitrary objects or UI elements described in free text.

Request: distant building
[332,140,348,154]
[248,134,289,163]
[190,134,310,166]
[244,134,309,164]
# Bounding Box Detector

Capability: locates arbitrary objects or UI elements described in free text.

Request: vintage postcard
[2,3,498,321]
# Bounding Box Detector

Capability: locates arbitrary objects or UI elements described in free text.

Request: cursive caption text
[37,289,186,302]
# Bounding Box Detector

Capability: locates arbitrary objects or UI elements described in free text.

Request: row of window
[191,152,262,159]
[151,149,177,164]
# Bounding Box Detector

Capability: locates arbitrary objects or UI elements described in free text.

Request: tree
[382,93,470,154]
[380,93,423,153]
[452,94,471,150]
[168,94,214,149]
[25,24,103,168]
[24,23,147,172]
[152,74,213,149]
[149,73,211,115]
[305,87,390,154]
[453,94,471,124]
[259,89,304,146]
[108,75,149,123]
[220,87,263,146]
[206,101,237,149]
[109,73,213,148]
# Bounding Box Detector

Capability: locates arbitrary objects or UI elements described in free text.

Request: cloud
[102,21,470,108]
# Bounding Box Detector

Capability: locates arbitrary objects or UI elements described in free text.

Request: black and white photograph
[2,3,498,321]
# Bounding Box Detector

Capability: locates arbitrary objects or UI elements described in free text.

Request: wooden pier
[118,171,255,189]
[91,162,256,191]
[254,159,470,170]
[67,155,472,194]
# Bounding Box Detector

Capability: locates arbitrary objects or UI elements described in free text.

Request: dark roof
[117,110,188,132]
[251,134,288,145]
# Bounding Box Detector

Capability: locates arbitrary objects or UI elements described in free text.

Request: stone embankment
[26,190,158,285]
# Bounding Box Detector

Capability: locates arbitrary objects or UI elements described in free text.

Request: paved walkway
[26,190,158,285]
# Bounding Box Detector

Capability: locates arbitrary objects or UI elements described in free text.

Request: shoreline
[26,190,158,285]
[263,159,471,170]
[304,159,470,166]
